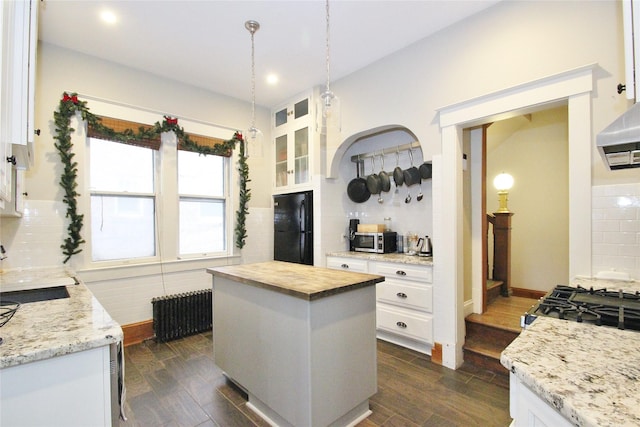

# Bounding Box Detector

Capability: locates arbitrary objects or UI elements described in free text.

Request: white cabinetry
[326,256,368,273]
[372,261,433,353]
[509,373,573,427]
[1,346,115,427]
[0,0,38,204]
[623,0,640,102]
[0,167,25,216]
[327,255,434,355]
[272,93,314,193]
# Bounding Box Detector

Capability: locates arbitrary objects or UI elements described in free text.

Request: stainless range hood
[596,102,640,169]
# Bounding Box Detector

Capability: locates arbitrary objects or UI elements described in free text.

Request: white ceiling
[38,0,500,109]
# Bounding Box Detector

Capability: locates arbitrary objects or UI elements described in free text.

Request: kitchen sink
[0,286,70,304]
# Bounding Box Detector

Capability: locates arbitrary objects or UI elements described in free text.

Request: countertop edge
[326,251,433,266]
[207,262,385,301]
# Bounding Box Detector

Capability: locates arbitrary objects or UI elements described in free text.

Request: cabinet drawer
[326,257,368,273]
[377,306,433,343]
[377,280,432,313]
[373,262,432,283]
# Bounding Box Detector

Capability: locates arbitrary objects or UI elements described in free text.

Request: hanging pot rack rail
[350,141,422,163]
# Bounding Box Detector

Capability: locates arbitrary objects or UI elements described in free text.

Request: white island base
[210,263,379,427]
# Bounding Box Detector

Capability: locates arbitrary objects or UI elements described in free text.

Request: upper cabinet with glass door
[273,94,313,193]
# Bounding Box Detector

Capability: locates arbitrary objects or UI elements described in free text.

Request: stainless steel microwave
[352,232,397,254]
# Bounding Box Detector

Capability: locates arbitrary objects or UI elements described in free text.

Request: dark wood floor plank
[120,333,511,427]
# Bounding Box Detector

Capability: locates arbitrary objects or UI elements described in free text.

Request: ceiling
[38,0,500,109]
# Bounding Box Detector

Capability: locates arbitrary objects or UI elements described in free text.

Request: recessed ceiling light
[100,10,117,25]
[266,74,279,85]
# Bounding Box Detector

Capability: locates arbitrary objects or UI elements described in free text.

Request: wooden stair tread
[465,312,521,334]
[486,279,503,290]
[463,338,504,359]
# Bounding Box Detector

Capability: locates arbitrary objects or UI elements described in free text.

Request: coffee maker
[348,219,359,251]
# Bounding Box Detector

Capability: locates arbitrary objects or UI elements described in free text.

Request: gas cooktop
[523,285,640,331]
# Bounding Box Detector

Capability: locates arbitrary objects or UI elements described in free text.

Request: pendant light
[245,20,263,157]
[317,0,341,135]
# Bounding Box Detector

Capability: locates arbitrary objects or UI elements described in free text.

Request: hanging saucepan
[403,147,421,186]
[378,153,391,193]
[393,148,404,187]
[419,162,433,180]
[347,158,371,203]
[366,156,381,195]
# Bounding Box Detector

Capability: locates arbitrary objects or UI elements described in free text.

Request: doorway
[470,107,570,312]
[434,64,593,369]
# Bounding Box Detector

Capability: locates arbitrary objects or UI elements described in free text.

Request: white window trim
[67,95,239,272]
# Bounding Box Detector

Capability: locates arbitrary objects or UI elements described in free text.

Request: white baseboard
[464,299,474,317]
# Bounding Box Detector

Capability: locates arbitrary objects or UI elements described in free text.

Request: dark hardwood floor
[119,331,511,427]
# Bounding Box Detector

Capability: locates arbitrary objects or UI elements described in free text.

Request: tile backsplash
[592,183,640,280]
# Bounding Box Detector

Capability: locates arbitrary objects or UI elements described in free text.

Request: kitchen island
[0,268,123,426]
[206,261,384,427]
[501,278,640,427]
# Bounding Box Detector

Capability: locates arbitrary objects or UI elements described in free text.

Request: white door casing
[435,64,594,369]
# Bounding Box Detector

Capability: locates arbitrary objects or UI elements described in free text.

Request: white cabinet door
[1,346,113,427]
[273,95,313,192]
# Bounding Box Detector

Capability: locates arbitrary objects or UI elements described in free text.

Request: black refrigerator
[273,191,313,265]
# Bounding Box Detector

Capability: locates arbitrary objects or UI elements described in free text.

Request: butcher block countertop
[207,261,384,301]
[501,277,640,427]
[0,268,123,369]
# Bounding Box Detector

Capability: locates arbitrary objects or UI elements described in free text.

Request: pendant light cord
[250,25,257,129]
[325,0,331,94]
[245,20,260,130]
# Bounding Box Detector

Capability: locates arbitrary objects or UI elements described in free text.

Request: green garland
[53,92,250,263]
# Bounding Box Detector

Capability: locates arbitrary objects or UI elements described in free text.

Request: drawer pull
[396,321,407,328]
[396,292,408,299]
[396,270,407,276]
[341,264,349,269]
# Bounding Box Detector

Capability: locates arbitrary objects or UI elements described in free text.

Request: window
[178,150,226,255]
[86,113,231,264]
[89,138,156,261]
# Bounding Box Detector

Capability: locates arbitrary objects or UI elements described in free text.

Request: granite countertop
[0,268,123,369]
[207,260,384,301]
[326,251,433,266]
[501,277,640,427]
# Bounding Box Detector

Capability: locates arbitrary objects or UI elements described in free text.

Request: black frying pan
[347,161,371,203]
[419,162,432,179]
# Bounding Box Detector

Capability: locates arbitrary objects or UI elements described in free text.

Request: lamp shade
[493,172,514,191]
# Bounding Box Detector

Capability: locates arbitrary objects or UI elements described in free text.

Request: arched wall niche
[328,124,420,179]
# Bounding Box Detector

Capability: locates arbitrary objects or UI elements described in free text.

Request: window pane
[178,151,224,196]
[91,195,156,261]
[179,198,225,255]
[89,138,154,193]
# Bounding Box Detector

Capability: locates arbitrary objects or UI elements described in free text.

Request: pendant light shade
[245,20,263,157]
[317,0,341,135]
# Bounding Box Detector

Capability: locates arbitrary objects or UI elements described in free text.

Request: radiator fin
[151,289,212,342]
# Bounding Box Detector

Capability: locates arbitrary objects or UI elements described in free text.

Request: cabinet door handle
[6,156,16,165]
[396,292,407,299]
[340,264,349,269]
[396,321,407,328]
[396,270,406,276]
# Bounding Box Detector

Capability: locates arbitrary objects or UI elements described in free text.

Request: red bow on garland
[62,93,79,104]
[235,131,243,141]
[164,116,178,125]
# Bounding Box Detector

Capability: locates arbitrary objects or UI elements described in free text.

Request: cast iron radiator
[151,289,212,342]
